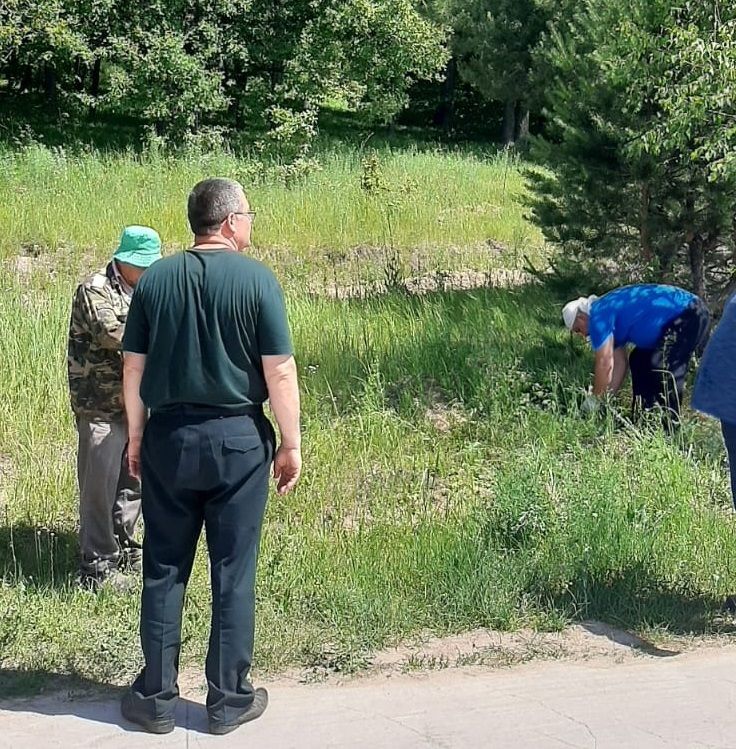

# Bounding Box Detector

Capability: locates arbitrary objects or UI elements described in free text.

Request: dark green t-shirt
[123,249,293,411]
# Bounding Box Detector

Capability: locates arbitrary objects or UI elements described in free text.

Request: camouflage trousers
[76,417,142,576]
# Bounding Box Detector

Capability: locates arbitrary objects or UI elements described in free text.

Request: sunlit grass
[1,258,734,684]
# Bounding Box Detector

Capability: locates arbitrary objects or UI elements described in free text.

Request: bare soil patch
[310,268,531,300]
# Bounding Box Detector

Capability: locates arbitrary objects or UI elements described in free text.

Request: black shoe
[208,687,269,735]
[121,689,175,734]
[77,568,137,593]
[118,547,143,574]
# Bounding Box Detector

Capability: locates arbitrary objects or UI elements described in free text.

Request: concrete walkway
[3,647,736,748]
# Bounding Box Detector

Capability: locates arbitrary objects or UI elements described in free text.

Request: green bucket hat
[113,226,162,268]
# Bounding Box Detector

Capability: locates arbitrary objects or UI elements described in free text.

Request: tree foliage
[448,0,550,143]
[529,0,736,302]
[0,0,447,146]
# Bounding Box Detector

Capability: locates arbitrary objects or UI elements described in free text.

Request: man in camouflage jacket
[68,226,162,587]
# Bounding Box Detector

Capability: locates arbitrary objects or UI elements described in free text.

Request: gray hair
[187,178,244,235]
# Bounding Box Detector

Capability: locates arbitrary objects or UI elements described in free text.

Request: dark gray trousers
[76,417,141,575]
[129,406,274,725]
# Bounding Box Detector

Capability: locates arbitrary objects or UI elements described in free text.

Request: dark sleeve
[122,283,150,354]
[257,274,294,356]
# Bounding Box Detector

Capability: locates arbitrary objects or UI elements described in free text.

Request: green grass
[2,253,736,687]
[1,139,735,691]
[0,141,537,290]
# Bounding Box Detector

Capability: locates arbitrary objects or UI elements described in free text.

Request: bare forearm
[123,353,147,438]
[263,356,301,448]
[593,357,613,395]
[609,348,629,393]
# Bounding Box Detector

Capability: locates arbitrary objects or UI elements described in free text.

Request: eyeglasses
[232,210,256,224]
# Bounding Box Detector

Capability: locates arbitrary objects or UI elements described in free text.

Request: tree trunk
[43,64,57,100]
[231,74,248,129]
[433,57,457,132]
[639,181,653,264]
[6,53,20,90]
[514,103,530,143]
[90,58,102,97]
[74,58,87,92]
[269,64,284,92]
[688,233,706,301]
[683,193,706,298]
[502,99,516,147]
[20,65,34,92]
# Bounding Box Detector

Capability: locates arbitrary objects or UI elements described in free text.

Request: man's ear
[222,214,235,237]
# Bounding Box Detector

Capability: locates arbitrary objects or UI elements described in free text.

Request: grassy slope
[1,142,735,687]
[0,143,535,288]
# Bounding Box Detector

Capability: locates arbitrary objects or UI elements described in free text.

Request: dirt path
[251,620,684,691]
[3,622,736,748]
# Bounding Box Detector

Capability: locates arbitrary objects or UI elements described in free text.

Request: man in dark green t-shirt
[120,178,301,736]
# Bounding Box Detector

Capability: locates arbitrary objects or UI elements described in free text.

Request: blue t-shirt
[588,284,697,351]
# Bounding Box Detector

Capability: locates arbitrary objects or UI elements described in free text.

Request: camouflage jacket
[67,262,132,420]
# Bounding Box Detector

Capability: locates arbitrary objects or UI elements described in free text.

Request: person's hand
[127,437,142,481]
[581,394,600,415]
[273,445,302,495]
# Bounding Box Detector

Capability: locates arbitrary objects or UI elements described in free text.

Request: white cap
[562,295,598,330]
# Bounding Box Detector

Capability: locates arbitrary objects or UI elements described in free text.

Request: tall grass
[0,142,537,288]
[1,252,735,686]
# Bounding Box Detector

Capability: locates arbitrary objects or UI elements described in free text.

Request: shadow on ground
[536,561,736,638]
[0,669,208,734]
[579,621,681,658]
[0,523,78,589]
[299,282,592,419]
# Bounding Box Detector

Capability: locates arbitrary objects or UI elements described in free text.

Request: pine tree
[529,0,736,301]
[448,0,551,145]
